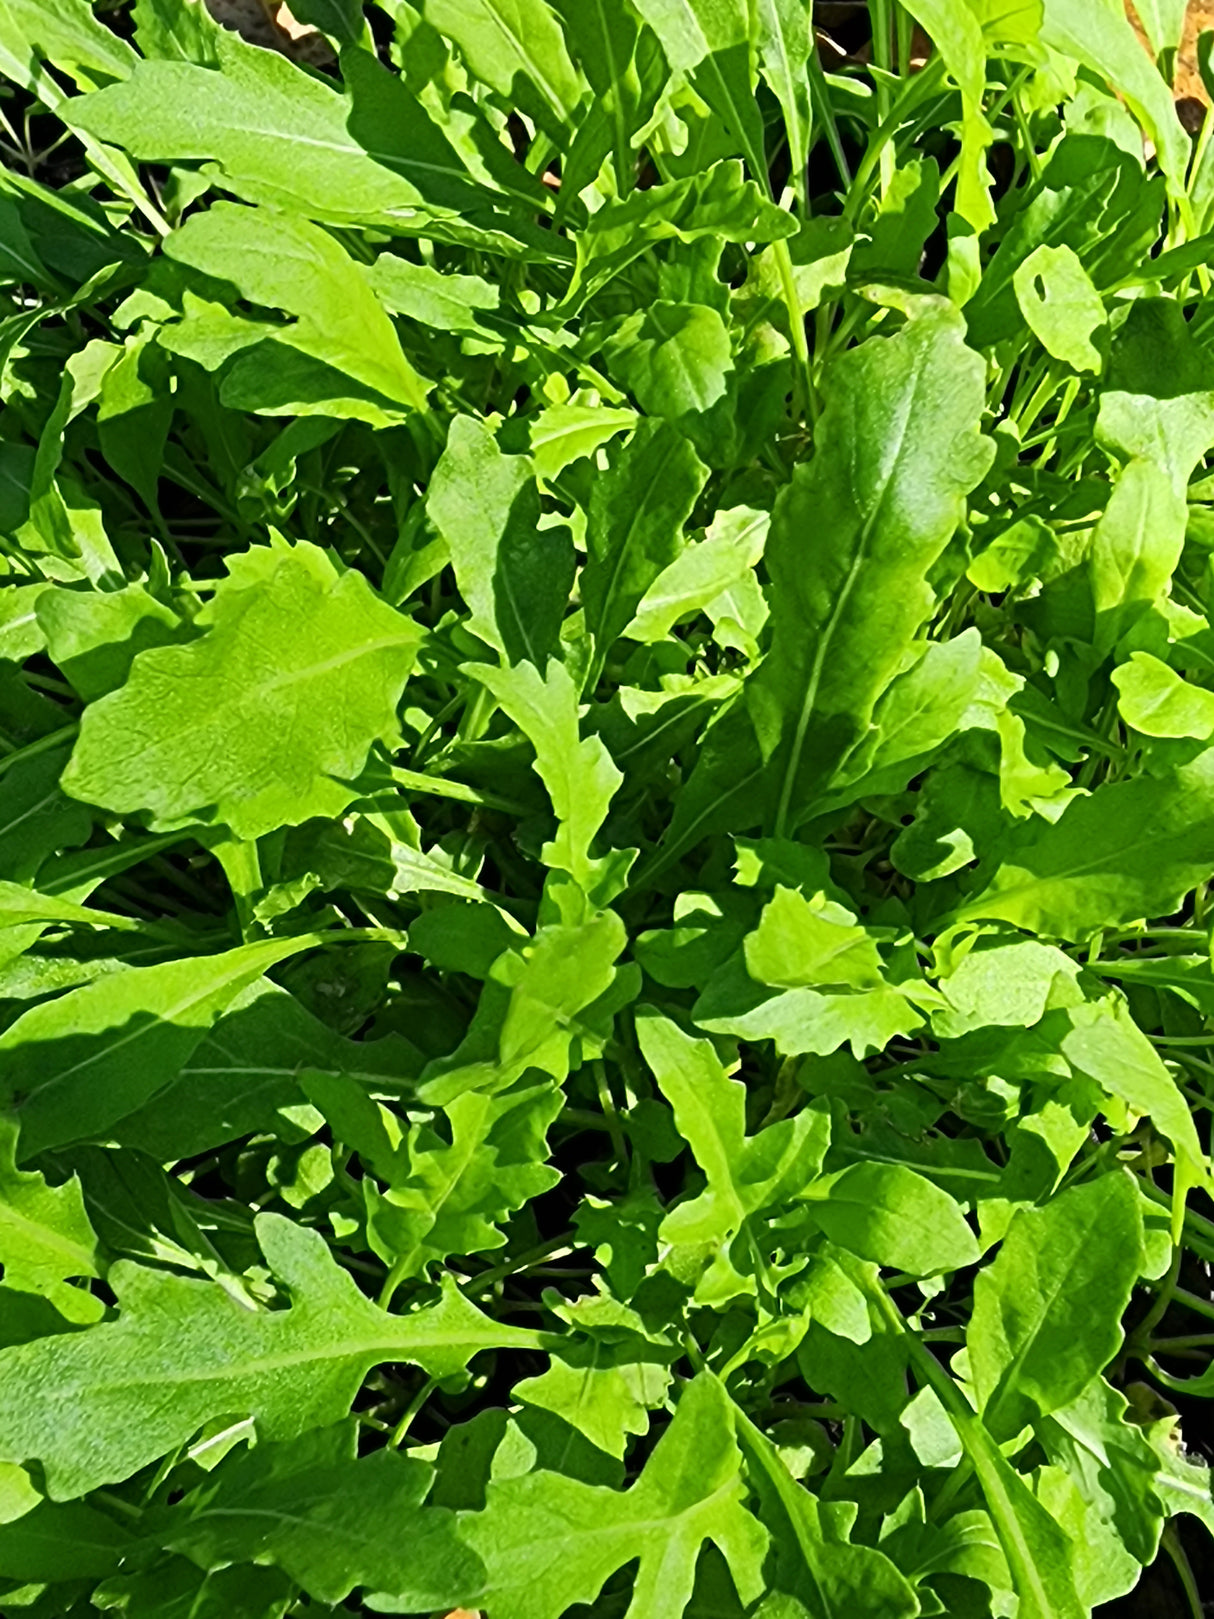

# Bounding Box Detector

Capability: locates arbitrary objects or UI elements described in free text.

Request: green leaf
[132,0,223,64]
[427,416,574,665]
[748,298,992,833]
[1099,390,1214,497]
[1012,243,1105,372]
[573,160,795,302]
[472,658,623,891]
[0,1213,543,1498]
[950,1402,1087,1619]
[582,419,709,678]
[68,31,484,225]
[626,504,768,643]
[0,1497,132,1580]
[695,957,926,1059]
[457,1373,768,1619]
[899,1,995,229]
[515,1340,673,1460]
[0,0,136,90]
[1042,0,1191,200]
[524,401,638,481]
[730,1390,920,1618]
[550,0,665,198]
[62,538,420,840]
[1129,0,1187,55]
[933,938,1081,1039]
[38,580,182,702]
[968,1172,1143,1439]
[0,879,140,934]
[1038,1376,1168,1570]
[165,203,430,412]
[423,0,582,138]
[419,909,629,1103]
[807,1162,980,1278]
[357,1077,563,1280]
[631,0,766,180]
[604,302,734,419]
[1059,996,1207,1173]
[114,979,415,1161]
[958,749,1214,940]
[370,253,500,335]
[284,0,367,45]
[0,936,315,1160]
[861,1274,1088,1619]
[1112,651,1214,738]
[745,886,886,991]
[638,1011,829,1300]
[753,0,812,209]
[1088,457,1187,654]
[93,1561,294,1619]
[0,1118,99,1319]
[158,1421,480,1607]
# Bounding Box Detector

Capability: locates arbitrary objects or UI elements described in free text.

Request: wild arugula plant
[5,0,1214,1614]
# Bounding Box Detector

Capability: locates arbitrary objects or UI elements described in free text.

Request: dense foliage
[5,0,1214,1613]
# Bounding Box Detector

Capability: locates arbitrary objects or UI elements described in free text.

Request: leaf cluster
[3,1,1214,1615]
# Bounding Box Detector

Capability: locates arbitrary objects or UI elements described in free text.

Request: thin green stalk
[806,40,852,188]
[0,722,78,778]
[1011,83,1042,183]
[870,0,895,193]
[464,1235,577,1298]
[1172,1287,1214,1324]
[592,1059,629,1173]
[386,765,532,817]
[389,1378,438,1447]
[772,236,813,420]
[1149,1333,1214,1351]
[1163,1523,1204,1619]
[1134,1241,1184,1345]
[843,54,946,225]
[896,3,914,77]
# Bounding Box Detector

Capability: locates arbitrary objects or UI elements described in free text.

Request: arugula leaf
[156,1420,480,1607]
[1041,0,1190,201]
[429,416,573,665]
[0,1213,543,1497]
[63,538,420,840]
[582,418,708,681]
[731,1388,920,1618]
[0,1497,132,1580]
[423,0,582,139]
[348,1075,563,1281]
[0,1118,100,1320]
[637,1010,830,1300]
[969,1172,1143,1439]
[1013,244,1106,373]
[630,0,767,182]
[68,29,484,223]
[749,297,992,832]
[165,202,430,412]
[93,1559,295,1617]
[958,750,1214,940]
[0,936,316,1158]
[806,1161,980,1278]
[472,658,624,892]
[457,1373,768,1619]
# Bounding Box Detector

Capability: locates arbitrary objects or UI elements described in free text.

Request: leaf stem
[771,236,814,422]
[389,1376,438,1446]
[0,722,78,779]
[1163,1522,1204,1619]
[382,766,533,817]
